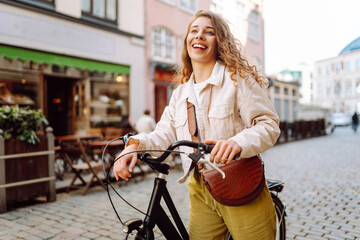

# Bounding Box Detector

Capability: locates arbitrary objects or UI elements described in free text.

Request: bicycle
[101,136,286,240]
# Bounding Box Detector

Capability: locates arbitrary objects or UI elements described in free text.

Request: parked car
[330,113,351,132]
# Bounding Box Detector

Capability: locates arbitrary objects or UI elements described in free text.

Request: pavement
[0,127,360,240]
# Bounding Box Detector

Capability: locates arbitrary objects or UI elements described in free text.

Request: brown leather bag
[187,101,265,206]
[201,156,265,206]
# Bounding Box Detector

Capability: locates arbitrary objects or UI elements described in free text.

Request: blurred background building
[145,0,211,122]
[0,0,267,137]
[313,37,360,115]
[0,0,145,136]
[210,0,265,75]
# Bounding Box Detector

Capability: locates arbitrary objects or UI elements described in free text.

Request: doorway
[45,76,74,136]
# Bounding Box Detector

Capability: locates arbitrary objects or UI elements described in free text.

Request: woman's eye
[207,31,215,35]
[191,29,197,33]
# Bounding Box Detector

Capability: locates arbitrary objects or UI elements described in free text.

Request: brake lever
[198,157,226,179]
[188,150,226,179]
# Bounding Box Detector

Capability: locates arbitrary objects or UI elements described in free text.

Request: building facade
[267,79,299,122]
[0,0,146,136]
[145,0,211,122]
[313,37,360,115]
[275,63,314,105]
[210,0,265,75]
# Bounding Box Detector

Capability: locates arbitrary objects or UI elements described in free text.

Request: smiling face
[186,17,217,66]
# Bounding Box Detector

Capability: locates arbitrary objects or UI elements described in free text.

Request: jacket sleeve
[129,91,178,157]
[230,78,280,158]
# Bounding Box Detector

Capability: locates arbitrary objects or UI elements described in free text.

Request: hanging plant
[0,105,49,145]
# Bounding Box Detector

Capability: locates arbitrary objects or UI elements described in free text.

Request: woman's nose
[195,31,204,39]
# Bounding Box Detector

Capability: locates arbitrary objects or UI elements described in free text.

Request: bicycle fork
[125,177,189,240]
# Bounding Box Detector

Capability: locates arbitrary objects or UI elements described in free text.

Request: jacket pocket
[174,115,187,140]
[208,104,235,140]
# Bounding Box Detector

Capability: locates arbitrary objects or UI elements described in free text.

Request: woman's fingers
[128,154,138,174]
[204,140,218,162]
[112,144,138,181]
[205,139,242,164]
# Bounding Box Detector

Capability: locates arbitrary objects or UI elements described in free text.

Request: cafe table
[87,140,124,159]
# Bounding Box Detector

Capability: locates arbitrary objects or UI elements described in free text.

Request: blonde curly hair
[176,10,268,88]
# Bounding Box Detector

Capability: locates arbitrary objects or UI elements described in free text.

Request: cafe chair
[58,138,108,195]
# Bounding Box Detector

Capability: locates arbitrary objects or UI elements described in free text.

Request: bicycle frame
[111,139,285,240]
[138,175,189,240]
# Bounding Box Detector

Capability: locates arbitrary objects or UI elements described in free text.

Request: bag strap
[187,101,199,143]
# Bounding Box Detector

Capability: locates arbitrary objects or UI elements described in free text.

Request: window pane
[284,100,289,122]
[93,0,105,18]
[106,0,116,21]
[82,0,90,12]
[249,10,260,42]
[180,0,197,12]
[153,28,162,57]
[274,99,280,116]
[165,31,172,59]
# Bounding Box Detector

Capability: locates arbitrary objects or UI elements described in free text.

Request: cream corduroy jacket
[130,62,280,183]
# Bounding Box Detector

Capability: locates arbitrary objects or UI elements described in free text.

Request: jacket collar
[182,62,225,102]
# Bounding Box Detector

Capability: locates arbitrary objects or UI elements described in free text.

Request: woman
[114,10,280,240]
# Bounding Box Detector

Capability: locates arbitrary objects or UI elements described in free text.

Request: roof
[339,36,360,55]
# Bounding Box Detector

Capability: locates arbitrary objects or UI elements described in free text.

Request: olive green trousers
[188,170,276,240]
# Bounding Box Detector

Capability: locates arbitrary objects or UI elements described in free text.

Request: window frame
[157,0,176,6]
[13,0,55,11]
[151,27,176,63]
[249,9,260,43]
[178,0,198,14]
[81,0,118,25]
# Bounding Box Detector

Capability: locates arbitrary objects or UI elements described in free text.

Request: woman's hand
[113,143,139,181]
[204,139,242,164]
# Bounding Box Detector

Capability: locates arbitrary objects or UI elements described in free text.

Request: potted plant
[0,104,49,145]
[0,105,55,213]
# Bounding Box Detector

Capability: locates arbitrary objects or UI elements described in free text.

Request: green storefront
[0,44,131,136]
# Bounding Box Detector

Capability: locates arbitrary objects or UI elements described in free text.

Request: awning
[0,45,130,75]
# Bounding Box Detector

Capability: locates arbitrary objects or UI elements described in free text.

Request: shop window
[89,76,129,128]
[0,72,40,108]
[82,0,117,23]
[151,27,176,63]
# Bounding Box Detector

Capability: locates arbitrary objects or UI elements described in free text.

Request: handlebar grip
[204,144,215,154]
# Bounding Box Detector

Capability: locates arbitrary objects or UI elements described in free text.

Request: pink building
[145,0,211,121]
[210,0,265,75]
[144,0,265,121]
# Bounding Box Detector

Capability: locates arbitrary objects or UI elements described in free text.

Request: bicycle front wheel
[271,193,286,240]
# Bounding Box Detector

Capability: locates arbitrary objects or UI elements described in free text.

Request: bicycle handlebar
[137,140,214,162]
[133,140,225,178]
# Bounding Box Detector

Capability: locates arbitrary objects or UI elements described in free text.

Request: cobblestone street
[0,127,359,240]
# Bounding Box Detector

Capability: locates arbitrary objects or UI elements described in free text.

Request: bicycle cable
[101,138,187,225]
